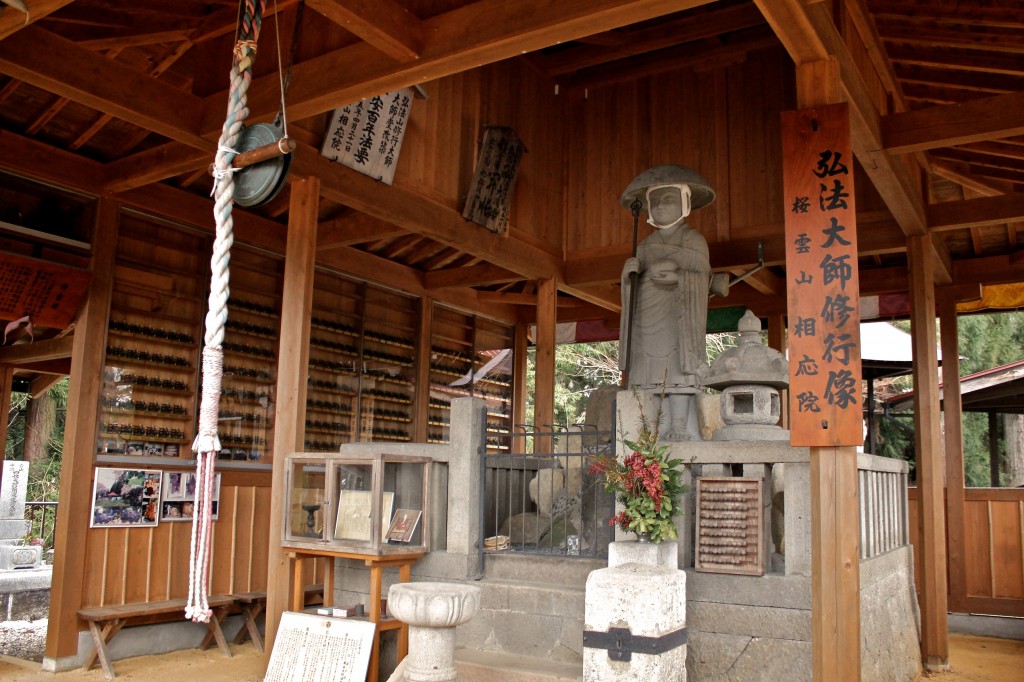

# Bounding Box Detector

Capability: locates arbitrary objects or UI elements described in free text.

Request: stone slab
[684,570,811,609]
[688,630,811,682]
[687,600,810,641]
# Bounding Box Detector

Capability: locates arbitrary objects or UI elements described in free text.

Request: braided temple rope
[186,0,267,624]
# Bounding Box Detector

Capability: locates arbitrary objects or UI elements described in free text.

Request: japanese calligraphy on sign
[319,88,414,186]
[782,103,862,446]
[0,252,91,330]
[462,126,526,236]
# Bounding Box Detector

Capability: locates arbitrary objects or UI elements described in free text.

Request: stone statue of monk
[619,165,723,440]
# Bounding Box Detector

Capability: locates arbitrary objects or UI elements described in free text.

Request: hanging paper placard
[462,126,526,237]
[781,102,863,447]
[320,88,414,185]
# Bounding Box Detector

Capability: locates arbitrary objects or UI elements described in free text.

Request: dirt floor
[0,633,1019,680]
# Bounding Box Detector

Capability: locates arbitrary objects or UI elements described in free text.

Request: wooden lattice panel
[695,477,764,576]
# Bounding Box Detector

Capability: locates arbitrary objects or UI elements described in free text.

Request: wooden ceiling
[0,0,1022,340]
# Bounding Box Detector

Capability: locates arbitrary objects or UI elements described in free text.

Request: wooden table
[286,549,424,681]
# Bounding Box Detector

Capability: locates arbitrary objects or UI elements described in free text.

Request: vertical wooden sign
[320,89,414,185]
[463,126,526,236]
[782,103,862,446]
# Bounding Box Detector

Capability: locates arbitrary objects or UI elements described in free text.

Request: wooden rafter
[424,263,523,290]
[883,90,1024,153]
[307,0,422,61]
[0,0,74,41]
[927,193,1024,231]
[0,336,73,364]
[316,212,407,251]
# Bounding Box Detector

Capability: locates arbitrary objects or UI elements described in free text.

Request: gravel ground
[0,619,46,662]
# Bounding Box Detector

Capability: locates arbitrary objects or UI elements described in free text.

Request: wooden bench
[78,595,234,680]
[198,584,323,654]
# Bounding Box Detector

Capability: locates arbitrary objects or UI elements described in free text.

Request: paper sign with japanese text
[320,89,414,185]
[782,102,863,446]
[463,126,526,236]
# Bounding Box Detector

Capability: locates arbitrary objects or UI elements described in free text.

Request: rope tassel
[187,0,267,625]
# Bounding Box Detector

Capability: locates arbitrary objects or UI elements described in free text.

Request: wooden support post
[810,445,860,681]
[789,58,861,682]
[45,198,119,663]
[413,297,433,442]
[938,295,967,613]
[512,322,528,455]
[265,178,320,656]
[908,234,949,670]
[534,279,556,453]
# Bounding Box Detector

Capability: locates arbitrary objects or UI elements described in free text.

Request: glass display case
[283,451,430,556]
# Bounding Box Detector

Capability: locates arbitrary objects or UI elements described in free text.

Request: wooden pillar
[938,295,967,613]
[789,58,861,682]
[413,297,433,442]
[512,322,528,455]
[44,197,119,663]
[265,178,319,655]
[908,234,949,669]
[534,279,556,452]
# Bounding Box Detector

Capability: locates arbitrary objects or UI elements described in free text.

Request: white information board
[265,611,376,682]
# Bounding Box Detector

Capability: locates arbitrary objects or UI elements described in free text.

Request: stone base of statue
[584,541,686,681]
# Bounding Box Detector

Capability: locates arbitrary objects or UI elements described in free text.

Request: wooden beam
[316,212,407,251]
[0,336,73,365]
[883,91,1024,154]
[424,263,523,290]
[908,234,949,669]
[290,145,564,283]
[13,359,72,376]
[29,373,64,399]
[932,159,1015,197]
[733,268,785,296]
[0,0,73,41]
[0,26,207,149]
[927,192,1024,231]
[44,198,118,663]
[104,143,211,193]
[266,177,320,654]
[476,292,581,307]
[202,0,715,132]
[307,0,422,61]
[0,130,106,194]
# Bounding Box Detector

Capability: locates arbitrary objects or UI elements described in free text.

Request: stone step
[455,648,582,682]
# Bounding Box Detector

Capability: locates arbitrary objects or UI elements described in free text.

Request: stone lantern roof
[702,310,789,390]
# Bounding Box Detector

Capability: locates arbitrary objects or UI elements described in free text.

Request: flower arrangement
[589,393,686,543]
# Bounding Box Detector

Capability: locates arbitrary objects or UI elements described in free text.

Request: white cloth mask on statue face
[646,184,692,229]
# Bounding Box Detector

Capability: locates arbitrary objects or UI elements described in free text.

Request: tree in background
[955,311,1024,486]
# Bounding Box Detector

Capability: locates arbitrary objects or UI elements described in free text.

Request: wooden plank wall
[80,473,325,607]
[908,487,1024,618]
[566,45,796,256]
[395,60,566,253]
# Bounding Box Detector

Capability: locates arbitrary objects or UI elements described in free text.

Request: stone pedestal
[388,582,481,682]
[608,540,677,569]
[584,562,687,681]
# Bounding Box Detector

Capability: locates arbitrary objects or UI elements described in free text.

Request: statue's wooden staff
[621,197,643,388]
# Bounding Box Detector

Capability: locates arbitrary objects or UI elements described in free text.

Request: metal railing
[483,425,615,558]
[25,501,58,551]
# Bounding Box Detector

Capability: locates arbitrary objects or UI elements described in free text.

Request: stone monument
[619,165,725,441]
[0,461,42,570]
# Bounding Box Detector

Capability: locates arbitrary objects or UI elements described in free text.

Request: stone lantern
[702,310,790,441]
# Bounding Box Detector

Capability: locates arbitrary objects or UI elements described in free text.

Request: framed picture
[385,509,422,543]
[160,472,221,522]
[90,468,162,528]
[334,490,394,542]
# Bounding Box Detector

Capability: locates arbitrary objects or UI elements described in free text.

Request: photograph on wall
[385,509,422,543]
[90,468,162,528]
[160,472,221,522]
[334,490,394,542]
